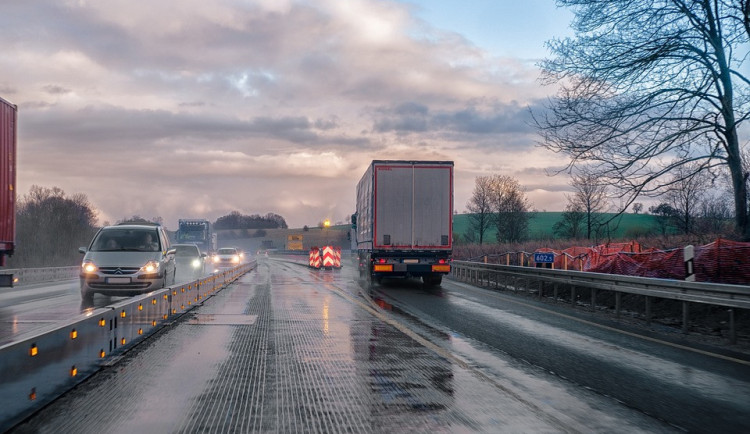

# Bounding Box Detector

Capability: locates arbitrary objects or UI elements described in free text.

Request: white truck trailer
[354,160,453,286]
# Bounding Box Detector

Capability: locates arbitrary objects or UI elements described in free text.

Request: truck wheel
[423,274,442,287]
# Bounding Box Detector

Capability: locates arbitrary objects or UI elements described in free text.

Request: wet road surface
[0,269,213,345]
[7,257,693,433]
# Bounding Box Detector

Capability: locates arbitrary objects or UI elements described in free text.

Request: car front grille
[88,282,152,290]
[99,266,141,275]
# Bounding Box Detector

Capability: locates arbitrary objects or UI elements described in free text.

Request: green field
[454,212,660,242]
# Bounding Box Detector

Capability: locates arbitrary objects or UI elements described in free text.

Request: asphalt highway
[6,257,750,432]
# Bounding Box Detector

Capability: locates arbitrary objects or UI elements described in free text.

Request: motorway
[3,256,750,432]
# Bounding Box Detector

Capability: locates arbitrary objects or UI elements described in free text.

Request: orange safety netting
[537,239,750,285]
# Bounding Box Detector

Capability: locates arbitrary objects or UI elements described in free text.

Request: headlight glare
[140,260,160,273]
[82,261,98,273]
[191,259,201,268]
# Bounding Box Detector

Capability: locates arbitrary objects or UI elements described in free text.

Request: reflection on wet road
[11,257,742,432]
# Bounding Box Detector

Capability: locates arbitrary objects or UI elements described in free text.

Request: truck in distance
[354,160,453,286]
[175,219,214,253]
[0,97,16,287]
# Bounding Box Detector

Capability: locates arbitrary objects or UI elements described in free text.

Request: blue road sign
[533,252,555,263]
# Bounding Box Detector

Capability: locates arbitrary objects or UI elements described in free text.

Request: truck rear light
[438,259,446,264]
[432,264,450,273]
[373,264,393,272]
[377,258,387,264]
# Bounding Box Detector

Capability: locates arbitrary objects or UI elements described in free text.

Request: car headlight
[191,259,201,268]
[82,261,98,274]
[140,260,160,274]
[213,256,219,263]
[232,255,240,263]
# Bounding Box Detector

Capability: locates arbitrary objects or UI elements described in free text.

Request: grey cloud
[43,85,71,95]
[372,101,535,136]
[20,106,328,150]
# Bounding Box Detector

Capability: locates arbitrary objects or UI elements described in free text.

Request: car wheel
[81,288,94,306]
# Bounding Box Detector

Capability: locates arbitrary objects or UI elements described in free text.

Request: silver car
[173,243,206,281]
[79,224,176,303]
[211,247,241,270]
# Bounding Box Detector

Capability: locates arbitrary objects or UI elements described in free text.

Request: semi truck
[354,160,453,286]
[0,97,16,286]
[175,219,215,253]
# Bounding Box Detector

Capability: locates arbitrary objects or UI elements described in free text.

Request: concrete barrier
[0,260,256,432]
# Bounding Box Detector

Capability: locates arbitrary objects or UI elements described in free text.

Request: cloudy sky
[1,0,577,229]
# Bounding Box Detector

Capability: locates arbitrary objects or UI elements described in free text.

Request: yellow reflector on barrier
[138,304,143,311]
[121,338,126,345]
[138,328,143,335]
[99,350,106,358]
[164,294,168,300]
[120,311,126,318]
[99,318,106,327]
[163,314,168,320]
[431,265,451,273]
[152,320,157,326]
[152,298,157,305]
[70,366,77,377]
[29,344,38,357]
[373,264,393,272]
[29,388,36,401]
[70,329,77,340]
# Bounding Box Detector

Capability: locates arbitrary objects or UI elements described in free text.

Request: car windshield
[217,248,236,255]
[175,246,199,257]
[91,228,161,252]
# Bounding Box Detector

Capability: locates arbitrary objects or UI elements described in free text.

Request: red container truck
[0,96,16,285]
[354,160,453,286]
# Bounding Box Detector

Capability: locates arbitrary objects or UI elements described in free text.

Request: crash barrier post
[451,260,749,344]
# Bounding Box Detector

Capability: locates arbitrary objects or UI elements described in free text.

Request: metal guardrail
[451,260,750,343]
[0,260,257,432]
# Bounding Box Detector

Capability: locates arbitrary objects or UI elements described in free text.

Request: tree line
[8,186,98,268]
[213,211,288,230]
[465,168,735,245]
[5,186,290,268]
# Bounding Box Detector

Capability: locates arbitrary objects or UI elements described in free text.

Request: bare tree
[536,0,750,239]
[569,173,609,239]
[664,163,710,234]
[553,203,586,239]
[489,175,532,243]
[649,203,679,236]
[466,176,494,245]
[632,203,643,214]
[696,192,733,233]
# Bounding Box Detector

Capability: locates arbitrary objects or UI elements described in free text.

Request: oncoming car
[173,243,206,280]
[212,247,241,269]
[79,224,176,303]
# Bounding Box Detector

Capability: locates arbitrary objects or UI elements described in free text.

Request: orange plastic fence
[537,239,750,284]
